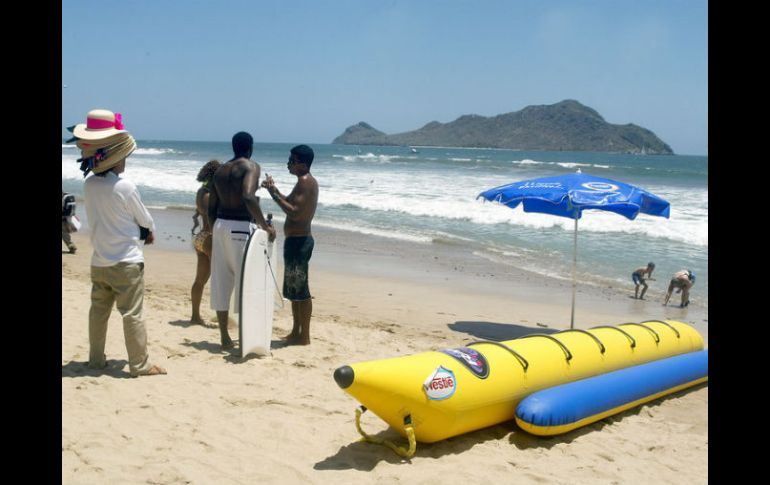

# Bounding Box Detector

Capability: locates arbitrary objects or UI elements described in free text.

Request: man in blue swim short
[262,145,319,345]
[631,262,656,299]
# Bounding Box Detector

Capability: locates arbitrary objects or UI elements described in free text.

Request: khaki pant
[89,263,153,376]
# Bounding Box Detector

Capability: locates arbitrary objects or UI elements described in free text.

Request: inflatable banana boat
[515,349,708,436]
[333,320,704,455]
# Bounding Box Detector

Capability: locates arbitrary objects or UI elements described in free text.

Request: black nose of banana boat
[333,365,355,389]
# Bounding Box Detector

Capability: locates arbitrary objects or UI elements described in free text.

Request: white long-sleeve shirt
[83,171,156,267]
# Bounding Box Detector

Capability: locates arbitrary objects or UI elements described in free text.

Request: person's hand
[261,175,275,192]
[266,225,276,243]
[145,231,155,245]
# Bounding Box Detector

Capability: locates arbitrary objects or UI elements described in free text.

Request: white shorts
[210,218,256,311]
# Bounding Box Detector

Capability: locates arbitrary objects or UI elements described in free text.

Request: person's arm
[123,182,156,243]
[200,192,212,230]
[191,212,200,235]
[241,163,276,241]
[194,188,212,232]
[208,182,219,228]
[265,176,304,217]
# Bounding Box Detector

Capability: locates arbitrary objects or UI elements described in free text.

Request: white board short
[210,218,256,311]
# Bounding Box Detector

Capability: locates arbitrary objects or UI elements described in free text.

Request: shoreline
[68,205,708,342]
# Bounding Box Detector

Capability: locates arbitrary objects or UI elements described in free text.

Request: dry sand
[62,219,707,485]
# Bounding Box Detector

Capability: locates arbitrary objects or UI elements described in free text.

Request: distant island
[332,100,673,154]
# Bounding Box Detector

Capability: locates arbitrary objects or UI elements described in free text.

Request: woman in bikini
[190,160,221,325]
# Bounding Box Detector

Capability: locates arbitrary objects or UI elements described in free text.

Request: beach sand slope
[62,232,707,485]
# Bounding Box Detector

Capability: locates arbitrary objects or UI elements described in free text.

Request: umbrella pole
[571,217,578,329]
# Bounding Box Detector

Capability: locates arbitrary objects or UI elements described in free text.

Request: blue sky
[62,0,708,155]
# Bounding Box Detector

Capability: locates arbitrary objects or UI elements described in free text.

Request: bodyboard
[238,229,277,357]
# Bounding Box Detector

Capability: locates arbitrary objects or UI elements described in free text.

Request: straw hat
[70,109,127,140]
[76,133,137,175]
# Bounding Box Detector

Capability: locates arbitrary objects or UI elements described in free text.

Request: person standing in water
[631,262,656,300]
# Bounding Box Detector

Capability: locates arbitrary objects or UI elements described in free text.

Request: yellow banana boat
[333,320,704,450]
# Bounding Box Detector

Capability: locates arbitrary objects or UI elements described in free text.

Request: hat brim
[72,123,127,141]
[89,140,137,174]
[74,132,130,147]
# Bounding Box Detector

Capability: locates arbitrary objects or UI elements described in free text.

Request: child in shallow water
[631,262,656,299]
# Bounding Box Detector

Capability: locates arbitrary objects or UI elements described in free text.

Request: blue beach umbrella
[477,171,670,329]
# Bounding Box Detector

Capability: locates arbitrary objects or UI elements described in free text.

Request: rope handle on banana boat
[355,406,416,459]
[516,334,573,362]
[618,322,661,344]
[588,325,637,349]
[640,319,681,338]
[469,320,672,370]
[554,328,606,354]
[467,340,529,371]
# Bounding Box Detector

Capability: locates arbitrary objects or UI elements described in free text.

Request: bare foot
[133,364,167,377]
[282,333,311,346]
[283,332,300,342]
[190,317,216,328]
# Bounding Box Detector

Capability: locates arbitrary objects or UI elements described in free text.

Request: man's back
[673,270,689,280]
[212,158,258,218]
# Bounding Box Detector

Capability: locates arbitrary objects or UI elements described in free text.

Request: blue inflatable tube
[515,350,708,436]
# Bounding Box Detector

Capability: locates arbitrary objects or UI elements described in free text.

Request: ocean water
[62,141,708,305]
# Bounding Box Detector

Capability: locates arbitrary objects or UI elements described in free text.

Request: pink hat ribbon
[86,112,124,130]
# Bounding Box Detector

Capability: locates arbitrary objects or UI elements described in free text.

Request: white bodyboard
[238,229,277,357]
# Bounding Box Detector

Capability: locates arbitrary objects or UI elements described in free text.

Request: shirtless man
[262,144,319,345]
[631,262,656,299]
[663,269,695,308]
[208,132,276,349]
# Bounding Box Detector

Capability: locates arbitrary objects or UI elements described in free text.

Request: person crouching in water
[631,262,656,299]
[663,269,695,308]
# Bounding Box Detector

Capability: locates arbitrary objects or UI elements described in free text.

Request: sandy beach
[62,209,707,485]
